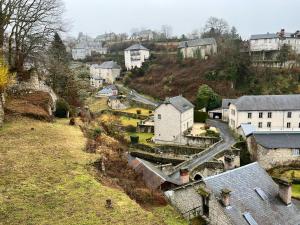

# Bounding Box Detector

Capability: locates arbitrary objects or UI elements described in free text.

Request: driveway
[169,119,236,179]
[117,84,159,107]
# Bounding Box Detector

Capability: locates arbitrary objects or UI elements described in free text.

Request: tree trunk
[0,93,4,127]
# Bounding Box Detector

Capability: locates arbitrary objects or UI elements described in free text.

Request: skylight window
[243,212,259,225]
[254,187,268,201]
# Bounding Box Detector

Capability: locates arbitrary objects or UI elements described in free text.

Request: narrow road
[117,84,159,107]
[169,119,236,179]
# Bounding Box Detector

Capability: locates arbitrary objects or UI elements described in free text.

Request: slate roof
[204,162,300,225]
[250,33,278,40]
[98,85,118,94]
[162,96,194,113]
[178,38,217,49]
[125,43,149,51]
[238,123,256,137]
[251,132,300,149]
[99,61,121,69]
[233,95,300,111]
[129,157,181,189]
[222,99,237,109]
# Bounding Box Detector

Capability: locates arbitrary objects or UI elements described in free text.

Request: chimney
[224,155,235,171]
[179,168,190,184]
[279,28,285,38]
[221,188,231,207]
[277,178,292,205]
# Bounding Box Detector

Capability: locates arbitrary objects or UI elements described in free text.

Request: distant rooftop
[222,99,237,109]
[161,96,194,113]
[125,43,149,51]
[233,95,300,111]
[99,61,121,69]
[251,132,300,149]
[178,38,217,49]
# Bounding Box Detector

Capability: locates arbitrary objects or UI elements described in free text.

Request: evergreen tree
[47,33,81,107]
[196,84,221,110]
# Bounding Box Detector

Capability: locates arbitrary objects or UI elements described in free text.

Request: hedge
[194,111,208,123]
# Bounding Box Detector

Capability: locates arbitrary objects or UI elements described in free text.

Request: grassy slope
[0,118,186,225]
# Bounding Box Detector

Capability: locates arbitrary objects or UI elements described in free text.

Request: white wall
[124,49,150,70]
[180,44,217,59]
[154,104,194,144]
[229,104,300,131]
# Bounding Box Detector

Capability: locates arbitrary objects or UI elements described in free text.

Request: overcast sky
[63,0,300,39]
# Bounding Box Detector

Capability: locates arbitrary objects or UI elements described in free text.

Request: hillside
[127,55,300,103]
[0,117,187,225]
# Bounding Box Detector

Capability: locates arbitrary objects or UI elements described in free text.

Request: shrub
[194,111,208,123]
[55,99,70,118]
[206,129,220,138]
[130,135,139,144]
[125,125,137,133]
[136,109,141,115]
[93,128,102,139]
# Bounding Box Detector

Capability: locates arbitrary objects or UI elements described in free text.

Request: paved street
[117,84,159,107]
[169,119,236,179]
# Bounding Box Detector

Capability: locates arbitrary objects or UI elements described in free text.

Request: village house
[178,38,217,59]
[72,33,107,60]
[228,94,300,132]
[107,96,127,110]
[250,29,300,64]
[154,96,194,145]
[124,44,150,70]
[246,132,300,169]
[96,85,118,97]
[90,61,121,87]
[165,162,300,224]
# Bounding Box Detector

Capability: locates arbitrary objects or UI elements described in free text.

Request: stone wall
[247,136,300,169]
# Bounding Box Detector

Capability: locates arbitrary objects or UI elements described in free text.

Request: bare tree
[2,0,64,78]
[202,17,229,39]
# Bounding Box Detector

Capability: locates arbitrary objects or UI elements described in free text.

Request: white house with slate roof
[124,44,150,70]
[178,38,217,59]
[250,29,300,62]
[154,96,194,145]
[229,95,300,132]
[90,61,121,87]
[165,162,300,224]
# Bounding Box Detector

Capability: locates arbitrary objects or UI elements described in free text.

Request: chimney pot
[179,168,190,184]
[221,188,231,207]
[224,155,235,171]
[277,178,292,205]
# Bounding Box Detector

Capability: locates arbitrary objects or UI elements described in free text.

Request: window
[292,149,300,156]
[287,122,291,128]
[243,212,258,225]
[267,122,272,128]
[299,122,300,128]
[248,113,252,119]
[268,112,272,118]
[158,114,161,120]
[287,112,292,118]
[259,112,263,118]
[258,122,262,128]
[255,188,268,201]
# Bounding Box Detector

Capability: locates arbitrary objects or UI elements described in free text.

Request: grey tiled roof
[250,33,278,40]
[163,96,194,113]
[125,44,149,51]
[233,95,300,111]
[99,61,121,69]
[222,99,237,109]
[178,38,217,48]
[252,132,300,149]
[204,162,300,225]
